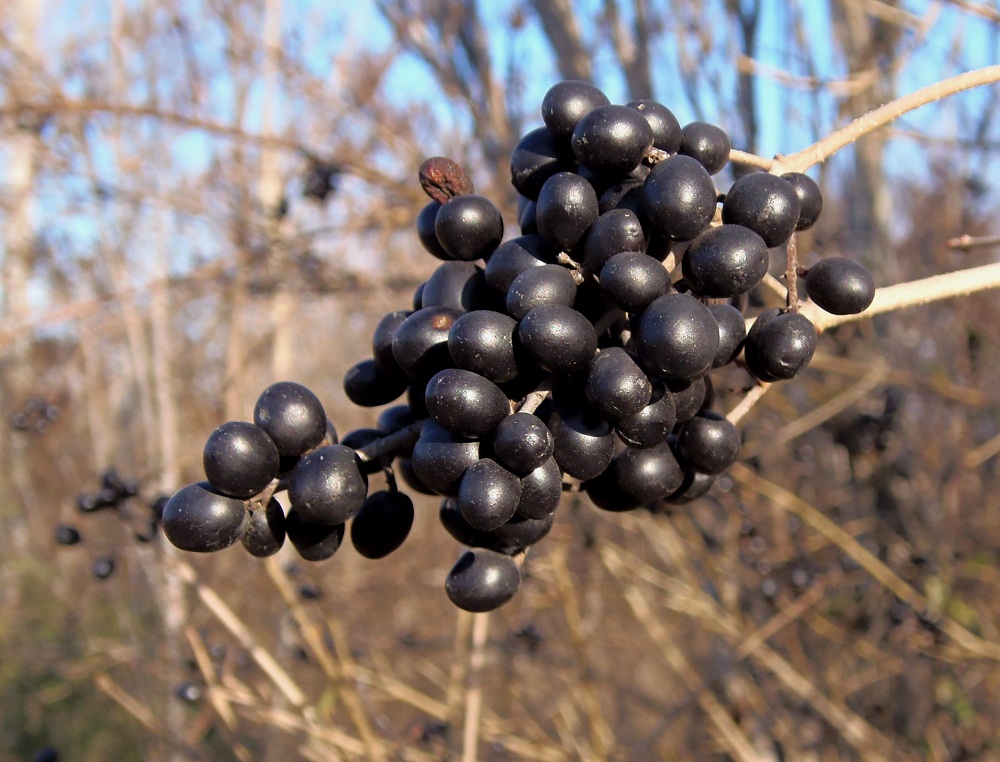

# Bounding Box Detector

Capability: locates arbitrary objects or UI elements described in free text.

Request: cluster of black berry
[57,469,164,579]
[161,80,876,613]
[9,396,60,433]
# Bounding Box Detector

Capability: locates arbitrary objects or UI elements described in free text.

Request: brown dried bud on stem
[419,156,474,203]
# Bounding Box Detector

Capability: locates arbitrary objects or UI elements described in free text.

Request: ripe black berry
[350,490,414,559]
[203,420,280,499]
[458,459,522,531]
[288,444,368,525]
[253,382,327,458]
[722,172,801,248]
[599,251,671,313]
[425,368,510,439]
[541,80,610,138]
[615,442,685,501]
[491,412,554,475]
[679,122,731,174]
[584,347,652,420]
[484,235,556,292]
[744,310,817,381]
[434,195,504,261]
[626,99,682,153]
[162,482,248,552]
[805,257,875,315]
[417,201,448,259]
[708,303,747,368]
[392,306,463,378]
[411,420,481,497]
[506,264,577,320]
[241,498,286,557]
[285,509,345,562]
[518,305,597,375]
[548,405,616,480]
[536,172,599,252]
[636,293,719,380]
[492,511,555,552]
[421,261,501,313]
[582,208,647,275]
[682,224,769,298]
[509,126,577,200]
[515,456,562,519]
[448,310,521,383]
[642,155,717,242]
[446,548,521,612]
[676,412,741,474]
[782,172,824,231]
[615,381,677,447]
[571,104,654,176]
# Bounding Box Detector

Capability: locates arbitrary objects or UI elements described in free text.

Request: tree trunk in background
[529,0,592,82]
[829,1,901,282]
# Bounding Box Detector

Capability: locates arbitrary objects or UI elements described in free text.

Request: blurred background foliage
[2,1,1000,760]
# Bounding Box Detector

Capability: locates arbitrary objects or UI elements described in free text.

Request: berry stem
[784,233,799,312]
[771,65,1000,174]
[355,420,426,464]
[516,376,555,414]
[947,233,1000,251]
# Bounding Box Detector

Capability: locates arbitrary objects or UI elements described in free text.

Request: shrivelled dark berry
[254,382,327,458]
[448,310,521,383]
[162,482,248,553]
[287,444,368,525]
[805,257,875,315]
[241,498,286,557]
[434,195,504,261]
[536,172,599,252]
[541,80,610,138]
[425,368,510,439]
[782,172,824,231]
[636,293,719,380]
[642,155,717,242]
[626,99,682,153]
[682,224,769,298]
[679,122,731,174]
[446,548,521,612]
[571,104,654,176]
[285,509,345,562]
[203,421,280,499]
[506,264,578,320]
[458,459,522,531]
[518,305,597,375]
[722,172,801,248]
[491,412,554,475]
[350,490,414,559]
[510,126,577,200]
[584,347,652,421]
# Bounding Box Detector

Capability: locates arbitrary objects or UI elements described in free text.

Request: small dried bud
[419,157,474,203]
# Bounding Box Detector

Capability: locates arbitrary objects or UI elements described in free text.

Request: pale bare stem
[355,420,426,464]
[517,376,556,414]
[593,308,627,336]
[461,613,490,762]
[784,233,799,311]
[948,234,1000,251]
[729,148,775,170]
[771,65,1000,174]
[726,383,771,426]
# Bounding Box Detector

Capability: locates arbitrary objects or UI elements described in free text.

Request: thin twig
[771,65,1000,174]
[784,233,799,311]
[461,613,490,762]
[947,234,1000,251]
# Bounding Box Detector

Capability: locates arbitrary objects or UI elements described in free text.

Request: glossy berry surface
[615,381,677,447]
[434,194,504,261]
[636,293,719,380]
[536,172,599,252]
[447,310,521,383]
[288,444,368,525]
[642,155,717,242]
[421,261,500,313]
[509,126,576,200]
[411,420,481,497]
[679,121,731,174]
[615,442,685,501]
[722,172,801,248]
[484,235,555,292]
[372,310,411,374]
[343,358,408,408]
[350,490,414,559]
[541,79,610,138]
[805,257,875,315]
[571,104,654,176]
[392,306,463,378]
[584,347,652,421]
[446,548,521,612]
[491,412,554,475]
[599,251,671,313]
[548,406,616,480]
[677,412,741,474]
[745,310,817,381]
[416,200,448,259]
[515,456,562,519]
[626,99,682,153]
[782,172,824,231]
[582,208,647,275]
[708,303,747,368]
[240,498,286,557]
[285,509,345,562]
[458,459,522,531]
[162,482,248,553]
[253,382,327,458]
[506,264,577,320]
[425,368,510,438]
[682,224,769,298]
[518,305,597,375]
[492,511,555,552]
